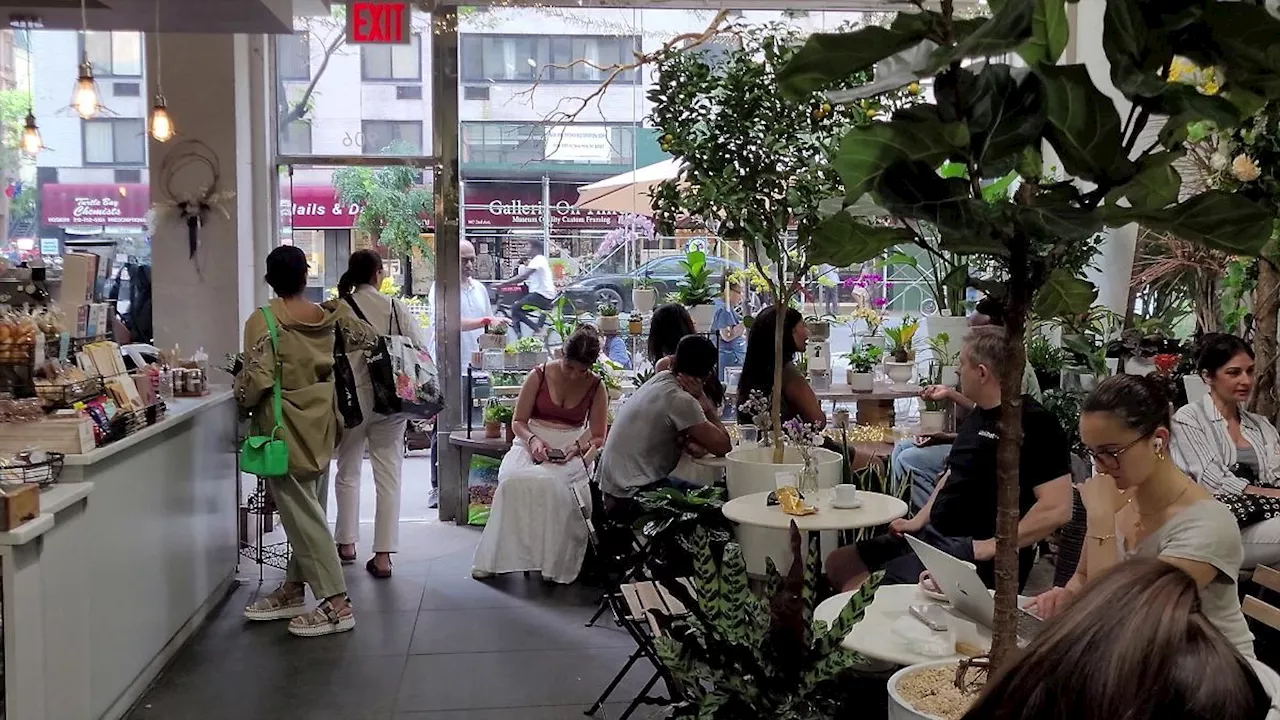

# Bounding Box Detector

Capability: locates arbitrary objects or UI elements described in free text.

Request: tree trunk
[1251,256,1280,421]
[771,294,786,464]
[991,235,1030,671]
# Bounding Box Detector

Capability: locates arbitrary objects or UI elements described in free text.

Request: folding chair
[574,477,655,629]
[586,579,692,719]
[1244,565,1280,630]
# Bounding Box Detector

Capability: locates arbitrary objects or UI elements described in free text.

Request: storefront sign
[285,186,363,229]
[544,126,612,163]
[464,182,620,230]
[347,1,411,45]
[41,183,149,226]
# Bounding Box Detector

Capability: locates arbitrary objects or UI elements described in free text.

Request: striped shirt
[1171,394,1280,496]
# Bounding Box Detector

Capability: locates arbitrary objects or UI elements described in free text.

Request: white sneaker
[427,488,439,509]
[472,568,495,580]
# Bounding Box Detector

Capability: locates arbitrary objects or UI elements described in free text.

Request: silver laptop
[904,534,1042,643]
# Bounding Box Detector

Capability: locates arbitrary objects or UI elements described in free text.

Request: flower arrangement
[843,345,883,374]
[783,417,825,494]
[884,316,920,363]
[849,305,884,336]
[738,389,773,433]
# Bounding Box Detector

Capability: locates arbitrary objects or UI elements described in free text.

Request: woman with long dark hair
[736,305,823,426]
[236,246,373,637]
[647,303,695,372]
[964,559,1276,720]
[332,249,428,578]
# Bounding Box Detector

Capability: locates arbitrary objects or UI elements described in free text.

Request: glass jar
[798,452,819,496]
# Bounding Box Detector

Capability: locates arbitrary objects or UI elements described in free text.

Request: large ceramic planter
[687,303,716,332]
[598,315,620,335]
[919,410,946,434]
[847,370,875,391]
[888,661,960,720]
[632,287,657,314]
[885,361,915,387]
[920,315,969,365]
[725,445,843,576]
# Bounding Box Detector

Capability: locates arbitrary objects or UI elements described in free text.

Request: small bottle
[157,367,174,400]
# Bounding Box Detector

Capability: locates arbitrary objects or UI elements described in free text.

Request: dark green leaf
[876,161,992,244]
[1034,270,1098,319]
[964,65,1045,175]
[1035,64,1133,184]
[928,0,1037,71]
[808,212,915,266]
[1102,0,1168,98]
[941,264,970,297]
[1019,0,1070,66]
[1017,204,1103,242]
[1103,191,1275,256]
[1016,145,1044,180]
[1106,150,1182,210]
[834,115,969,202]
[778,16,937,100]
[1154,85,1243,148]
[1203,3,1280,100]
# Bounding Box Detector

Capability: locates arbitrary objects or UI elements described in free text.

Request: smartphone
[546,448,566,462]
[910,604,949,632]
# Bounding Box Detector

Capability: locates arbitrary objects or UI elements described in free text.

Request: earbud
[1154,439,1163,451]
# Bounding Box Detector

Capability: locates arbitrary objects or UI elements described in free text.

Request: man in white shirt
[427,239,494,508]
[507,242,557,338]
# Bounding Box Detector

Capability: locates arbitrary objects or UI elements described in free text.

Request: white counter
[2,389,239,720]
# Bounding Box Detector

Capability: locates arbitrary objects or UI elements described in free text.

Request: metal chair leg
[586,646,644,715]
[585,595,610,627]
[617,671,663,720]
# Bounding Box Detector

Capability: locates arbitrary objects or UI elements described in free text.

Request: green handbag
[239,307,289,478]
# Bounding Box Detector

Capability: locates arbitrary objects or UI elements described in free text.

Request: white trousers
[1242,515,1280,569]
[334,410,407,553]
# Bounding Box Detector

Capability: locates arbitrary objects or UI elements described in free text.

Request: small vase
[628,319,643,335]
[798,453,819,496]
[484,421,501,439]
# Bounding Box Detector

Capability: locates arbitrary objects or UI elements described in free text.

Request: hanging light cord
[154,0,163,95]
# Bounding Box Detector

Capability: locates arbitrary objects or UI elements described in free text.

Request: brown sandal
[337,544,357,565]
[365,557,392,579]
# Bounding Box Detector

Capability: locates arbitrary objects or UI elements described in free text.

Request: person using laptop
[1026,374,1254,658]
[825,326,1073,592]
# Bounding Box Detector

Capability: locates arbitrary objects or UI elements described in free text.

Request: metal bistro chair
[572,477,655,630]
[585,578,692,720]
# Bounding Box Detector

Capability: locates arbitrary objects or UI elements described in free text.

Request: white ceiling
[0,0,294,33]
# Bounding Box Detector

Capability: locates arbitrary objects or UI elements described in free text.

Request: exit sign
[347,1,411,45]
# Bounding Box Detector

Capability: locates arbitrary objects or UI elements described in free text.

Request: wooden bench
[1244,565,1280,631]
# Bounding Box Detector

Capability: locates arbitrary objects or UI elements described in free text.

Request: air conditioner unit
[463,85,490,101]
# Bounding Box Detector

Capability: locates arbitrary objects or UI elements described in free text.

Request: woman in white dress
[472,326,608,583]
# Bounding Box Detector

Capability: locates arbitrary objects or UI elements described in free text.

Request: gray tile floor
[125,520,655,720]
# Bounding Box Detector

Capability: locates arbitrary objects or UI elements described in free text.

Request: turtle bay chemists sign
[346,1,411,45]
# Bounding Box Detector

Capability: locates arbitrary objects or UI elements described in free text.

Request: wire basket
[0,452,64,488]
[34,376,104,408]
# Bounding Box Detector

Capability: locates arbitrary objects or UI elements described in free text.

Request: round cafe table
[721,488,907,532]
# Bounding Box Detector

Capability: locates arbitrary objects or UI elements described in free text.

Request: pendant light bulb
[149,95,174,142]
[71,60,100,119]
[21,111,41,155]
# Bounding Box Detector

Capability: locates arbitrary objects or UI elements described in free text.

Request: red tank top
[531,364,599,427]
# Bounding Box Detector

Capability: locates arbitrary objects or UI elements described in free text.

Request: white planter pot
[632,287,657,314]
[860,334,886,350]
[598,315,620,335]
[809,369,832,391]
[940,365,960,388]
[920,314,969,365]
[809,321,831,340]
[1125,356,1156,376]
[846,370,875,392]
[688,303,716,332]
[885,361,915,387]
[919,410,946,434]
[725,446,844,576]
[888,661,958,720]
[478,333,507,351]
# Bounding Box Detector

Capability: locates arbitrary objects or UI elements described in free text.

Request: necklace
[1125,481,1193,530]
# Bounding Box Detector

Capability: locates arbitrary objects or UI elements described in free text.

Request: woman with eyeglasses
[1025,374,1254,658]
[1170,333,1280,568]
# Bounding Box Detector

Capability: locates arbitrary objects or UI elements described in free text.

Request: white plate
[830,499,863,509]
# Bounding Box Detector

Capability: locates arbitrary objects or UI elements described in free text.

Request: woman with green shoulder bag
[234,246,375,638]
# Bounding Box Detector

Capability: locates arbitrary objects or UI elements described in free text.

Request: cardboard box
[74,304,90,338]
[89,303,109,338]
[59,252,98,306]
[0,484,39,531]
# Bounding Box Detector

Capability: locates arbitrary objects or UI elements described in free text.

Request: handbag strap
[343,294,372,324]
[259,306,284,437]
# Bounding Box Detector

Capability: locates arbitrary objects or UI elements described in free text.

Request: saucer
[830,498,863,509]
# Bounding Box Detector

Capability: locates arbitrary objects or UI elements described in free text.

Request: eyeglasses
[1082,433,1152,470]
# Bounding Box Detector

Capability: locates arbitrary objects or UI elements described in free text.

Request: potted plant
[513,336,546,369]
[593,357,626,401]
[653,525,883,719]
[926,332,959,387]
[596,301,620,334]
[675,250,716,331]
[1026,333,1067,392]
[889,659,986,720]
[850,305,885,349]
[478,320,508,350]
[884,316,919,387]
[627,311,644,335]
[918,366,947,434]
[632,273,657,314]
[482,398,509,439]
[843,344,882,391]
[503,341,519,369]
[806,314,833,341]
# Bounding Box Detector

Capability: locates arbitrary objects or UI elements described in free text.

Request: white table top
[721,489,907,531]
[814,584,1032,666]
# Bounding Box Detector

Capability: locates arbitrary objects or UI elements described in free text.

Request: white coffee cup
[834,483,859,505]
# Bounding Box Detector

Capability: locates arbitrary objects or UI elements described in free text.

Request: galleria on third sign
[469,198,619,229]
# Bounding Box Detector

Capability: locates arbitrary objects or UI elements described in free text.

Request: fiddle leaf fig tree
[649,23,913,460]
[780,0,1280,668]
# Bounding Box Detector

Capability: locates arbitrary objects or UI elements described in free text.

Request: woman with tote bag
[333,250,430,578]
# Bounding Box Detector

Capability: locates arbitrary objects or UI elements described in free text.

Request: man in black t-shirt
[826,326,1073,591]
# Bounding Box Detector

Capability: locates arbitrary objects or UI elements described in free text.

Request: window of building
[362,120,423,154]
[277,33,311,81]
[461,122,636,165]
[280,121,312,155]
[362,35,421,81]
[83,31,142,77]
[459,35,640,84]
[83,119,146,165]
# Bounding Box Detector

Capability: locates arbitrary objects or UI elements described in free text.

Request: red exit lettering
[349,2,408,45]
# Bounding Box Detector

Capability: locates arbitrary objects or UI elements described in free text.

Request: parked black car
[559,254,742,312]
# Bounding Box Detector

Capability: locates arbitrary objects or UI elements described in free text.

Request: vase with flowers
[782,417,824,496]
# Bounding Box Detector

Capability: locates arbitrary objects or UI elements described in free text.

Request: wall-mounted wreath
[147,139,235,259]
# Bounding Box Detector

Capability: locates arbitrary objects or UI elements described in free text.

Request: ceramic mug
[834,483,859,505]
